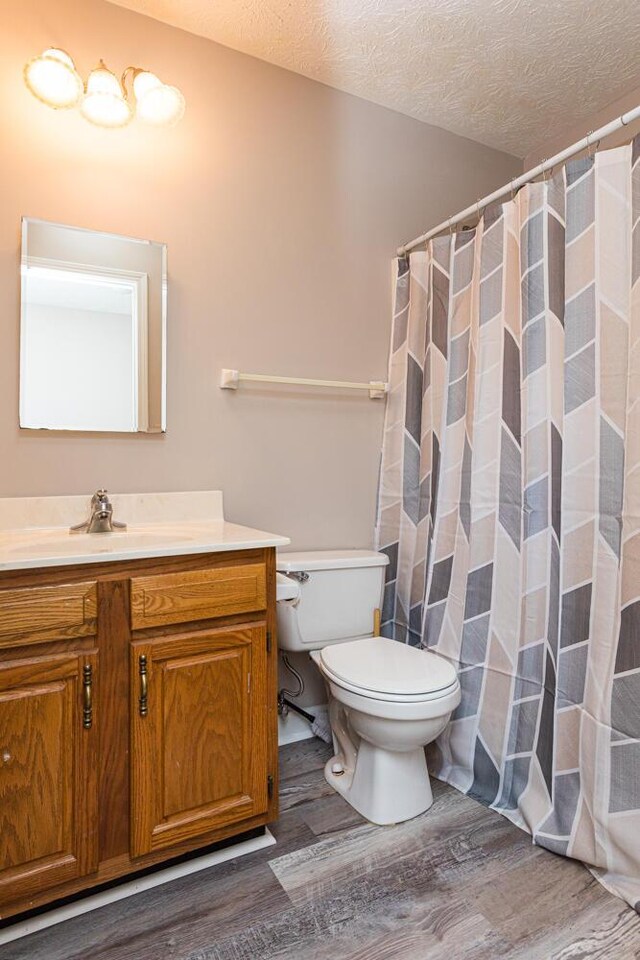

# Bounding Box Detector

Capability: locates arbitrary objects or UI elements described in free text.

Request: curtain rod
[397,104,640,257]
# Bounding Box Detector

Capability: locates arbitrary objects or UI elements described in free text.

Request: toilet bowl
[276,550,460,825]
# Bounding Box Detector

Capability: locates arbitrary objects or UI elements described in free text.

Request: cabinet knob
[1,750,11,764]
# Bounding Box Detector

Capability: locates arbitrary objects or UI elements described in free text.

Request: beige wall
[524,84,640,169]
[1,0,521,548]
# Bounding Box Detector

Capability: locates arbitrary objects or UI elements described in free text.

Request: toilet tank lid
[276,549,389,572]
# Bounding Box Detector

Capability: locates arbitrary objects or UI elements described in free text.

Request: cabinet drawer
[130,563,267,630]
[0,581,98,649]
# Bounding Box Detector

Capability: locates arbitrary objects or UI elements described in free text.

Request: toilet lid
[319,637,457,697]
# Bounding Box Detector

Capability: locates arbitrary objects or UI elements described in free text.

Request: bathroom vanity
[0,492,288,920]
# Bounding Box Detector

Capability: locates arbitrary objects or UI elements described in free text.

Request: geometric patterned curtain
[375,138,640,909]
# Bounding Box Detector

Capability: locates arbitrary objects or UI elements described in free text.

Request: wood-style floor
[3,738,640,960]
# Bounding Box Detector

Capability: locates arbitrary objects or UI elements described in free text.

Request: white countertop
[0,492,290,572]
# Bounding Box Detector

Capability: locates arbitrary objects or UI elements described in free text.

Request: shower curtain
[375,137,640,909]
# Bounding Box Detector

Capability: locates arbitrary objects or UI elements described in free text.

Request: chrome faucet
[70,490,127,534]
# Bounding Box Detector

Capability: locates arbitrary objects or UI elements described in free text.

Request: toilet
[276,549,461,826]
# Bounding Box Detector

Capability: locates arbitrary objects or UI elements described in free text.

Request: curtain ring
[510,179,517,202]
[448,217,454,235]
[542,158,552,182]
[476,198,482,221]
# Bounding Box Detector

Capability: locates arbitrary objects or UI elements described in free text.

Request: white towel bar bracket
[219,368,388,400]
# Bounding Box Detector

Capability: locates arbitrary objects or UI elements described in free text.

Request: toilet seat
[316,636,458,703]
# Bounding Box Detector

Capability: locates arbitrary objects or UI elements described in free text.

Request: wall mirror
[20,218,166,433]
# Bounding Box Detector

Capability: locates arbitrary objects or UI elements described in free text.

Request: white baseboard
[0,828,276,947]
[278,702,326,745]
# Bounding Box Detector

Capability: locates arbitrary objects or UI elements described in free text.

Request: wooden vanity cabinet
[0,652,99,903]
[130,624,269,856]
[0,548,279,920]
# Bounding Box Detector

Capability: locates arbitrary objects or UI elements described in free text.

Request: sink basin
[0,527,197,558]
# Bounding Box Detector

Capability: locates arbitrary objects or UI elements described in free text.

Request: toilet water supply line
[278,653,305,703]
[278,654,332,743]
[397,103,640,256]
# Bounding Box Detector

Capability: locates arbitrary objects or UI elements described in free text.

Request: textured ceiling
[107,0,640,156]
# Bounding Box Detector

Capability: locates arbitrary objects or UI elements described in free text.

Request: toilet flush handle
[288,571,310,584]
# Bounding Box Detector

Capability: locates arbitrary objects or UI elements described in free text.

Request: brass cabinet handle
[139,655,148,717]
[83,664,93,729]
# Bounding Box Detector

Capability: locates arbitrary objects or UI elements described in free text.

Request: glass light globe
[80,60,133,128]
[133,70,185,126]
[24,48,83,109]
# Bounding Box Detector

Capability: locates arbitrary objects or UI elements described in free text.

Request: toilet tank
[276,550,389,651]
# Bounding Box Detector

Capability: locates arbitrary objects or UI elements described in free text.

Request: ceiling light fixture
[130,69,185,126]
[81,60,133,128]
[23,48,83,109]
[24,51,185,129]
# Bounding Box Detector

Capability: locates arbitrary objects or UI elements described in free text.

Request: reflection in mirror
[20,218,166,433]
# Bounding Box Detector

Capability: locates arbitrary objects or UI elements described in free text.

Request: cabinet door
[130,625,269,857]
[0,653,98,905]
